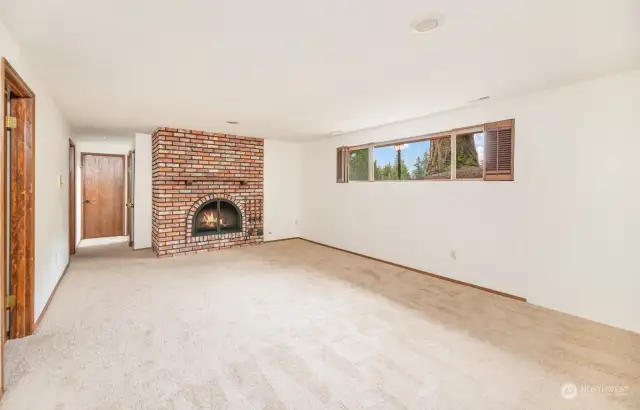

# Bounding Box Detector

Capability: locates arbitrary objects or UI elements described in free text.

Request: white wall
[75,136,134,243]
[133,133,152,249]
[0,19,72,321]
[300,70,640,334]
[264,139,301,240]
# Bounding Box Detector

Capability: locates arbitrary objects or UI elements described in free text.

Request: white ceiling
[1,0,639,140]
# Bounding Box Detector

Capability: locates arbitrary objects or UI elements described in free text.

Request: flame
[199,209,234,229]
[201,210,217,228]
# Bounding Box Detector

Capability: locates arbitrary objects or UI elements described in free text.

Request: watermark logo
[561,383,578,400]
[561,382,629,400]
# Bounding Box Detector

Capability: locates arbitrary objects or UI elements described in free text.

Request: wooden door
[2,58,37,397]
[82,154,125,239]
[9,97,35,339]
[127,151,134,246]
[69,141,76,254]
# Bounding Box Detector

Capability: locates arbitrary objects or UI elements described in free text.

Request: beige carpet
[2,240,638,409]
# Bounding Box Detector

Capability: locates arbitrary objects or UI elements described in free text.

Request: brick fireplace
[151,127,264,257]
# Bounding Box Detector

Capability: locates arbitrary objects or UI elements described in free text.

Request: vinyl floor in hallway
[2,240,639,409]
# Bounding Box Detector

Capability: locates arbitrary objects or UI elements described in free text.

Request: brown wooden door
[69,141,76,254]
[126,151,134,246]
[82,154,125,239]
[9,97,35,339]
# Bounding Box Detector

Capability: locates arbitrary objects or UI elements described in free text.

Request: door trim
[127,150,134,246]
[1,57,36,396]
[69,139,76,255]
[81,153,126,239]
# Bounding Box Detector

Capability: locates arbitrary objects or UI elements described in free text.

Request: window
[374,145,403,180]
[336,119,514,183]
[456,132,484,179]
[423,136,452,180]
[349,148,369,181]
[374,138,451,180]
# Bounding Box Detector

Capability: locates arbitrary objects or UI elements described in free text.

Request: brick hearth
[151,127,264,257]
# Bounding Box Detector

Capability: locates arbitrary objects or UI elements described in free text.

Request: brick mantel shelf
[176,177,249,186]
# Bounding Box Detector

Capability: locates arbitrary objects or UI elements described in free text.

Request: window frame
[346,125,486,182]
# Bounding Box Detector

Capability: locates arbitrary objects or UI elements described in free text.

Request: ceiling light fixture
[226,121,239,125]
[413,18,439,33]
[329,130,342,136]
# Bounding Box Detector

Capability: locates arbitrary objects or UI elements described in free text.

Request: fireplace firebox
[192,199,242,236]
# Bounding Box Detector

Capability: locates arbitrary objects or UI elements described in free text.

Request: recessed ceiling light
[226,121,239,125]
[413,18,439,33]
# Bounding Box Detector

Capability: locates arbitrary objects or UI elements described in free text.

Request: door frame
[1,57,36,395]
[126,150,134,246]
[69,140,76,255]
[81,153,126,239]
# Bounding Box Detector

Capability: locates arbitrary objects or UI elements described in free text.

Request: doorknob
[83,199,90,204]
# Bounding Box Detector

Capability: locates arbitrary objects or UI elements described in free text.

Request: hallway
[1,240,639,409]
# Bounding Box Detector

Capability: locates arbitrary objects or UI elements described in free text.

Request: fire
[199,209,233,229]
[201,210,217,228]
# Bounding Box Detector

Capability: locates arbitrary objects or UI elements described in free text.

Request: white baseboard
[79,236,129,248]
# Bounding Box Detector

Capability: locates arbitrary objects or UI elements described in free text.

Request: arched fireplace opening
[192,199,242,236]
